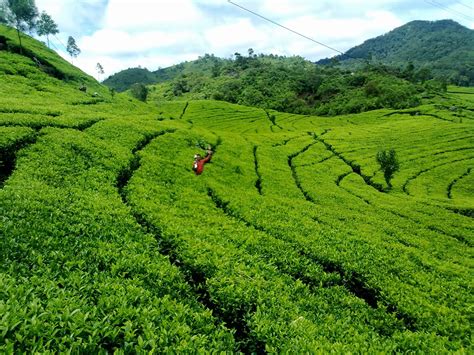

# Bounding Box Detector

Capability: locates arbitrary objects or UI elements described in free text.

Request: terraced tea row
[1,25,472,351]
[125,130,451,352]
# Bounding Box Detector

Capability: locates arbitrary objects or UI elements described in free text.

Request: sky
[33,0,474,79]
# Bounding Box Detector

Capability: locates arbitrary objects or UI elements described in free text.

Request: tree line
[0,0,80,62]
[1,0,108,81]
[143,50,445,116]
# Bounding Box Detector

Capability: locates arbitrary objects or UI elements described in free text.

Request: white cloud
[204,17,267,52]
[79,29,200,56]
[283,10,402,43]
[36,0,108,35]
[34,0,472,77]
[103,0,205,31]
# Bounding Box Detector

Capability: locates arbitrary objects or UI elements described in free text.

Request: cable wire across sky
[227,0,345,55]
[424,0,474,22]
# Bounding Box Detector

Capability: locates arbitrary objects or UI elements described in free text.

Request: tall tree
[4,0,38,54]
[37,11,58,48]
[66,35,80,63]
[96,62,104,81]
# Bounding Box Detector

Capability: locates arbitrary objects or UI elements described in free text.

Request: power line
[424,0,474,22]
[227,0,344,55]
[50,40,59,51]
[454,1,473,10]
[53,34,68,51]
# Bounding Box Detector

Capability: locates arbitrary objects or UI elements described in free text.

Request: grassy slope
[1,26,473,352]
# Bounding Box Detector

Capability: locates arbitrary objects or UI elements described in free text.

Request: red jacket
[193,154,212,175]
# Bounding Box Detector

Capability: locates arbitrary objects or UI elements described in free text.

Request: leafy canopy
[5,0,37,31]
[66,35,80,60]
[376,149,400,187]
[130,82,148,102]
[37,10,58,48]
[3,0,38,53]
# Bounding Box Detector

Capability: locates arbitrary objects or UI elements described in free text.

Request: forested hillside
[319,20,474,86]
[102,67,157,92]
[104,19,472,111]
[103,20,473,116]
[143,53,433,116]
[1,23,473,353]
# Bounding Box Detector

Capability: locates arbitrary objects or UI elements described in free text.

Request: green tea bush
[0,24,472,351]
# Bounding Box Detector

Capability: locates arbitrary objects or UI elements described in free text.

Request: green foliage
[36,11,58,48]
[144,55,423,116]
[103,67,157,92]
[5,0,37,31]
[0,22,473,353]
[0,2,8,23]
[0,24,100,88]
[3,0,38,53]
[66,35,80,60]
[319,20,474,86]
[130,82,148,102]
[376,149,400,187]
[0,126,35,184]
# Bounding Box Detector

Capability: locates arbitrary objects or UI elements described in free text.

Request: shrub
[130,83,148,102]
[376,149,400,188]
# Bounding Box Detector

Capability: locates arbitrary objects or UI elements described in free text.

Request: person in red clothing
[193,147,213,175]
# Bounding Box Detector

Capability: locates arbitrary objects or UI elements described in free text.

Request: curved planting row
[124,130,455,352]
[207,132,471,349]
[0,119,238,353]
[0,126,37,187]
[177,100,473,351]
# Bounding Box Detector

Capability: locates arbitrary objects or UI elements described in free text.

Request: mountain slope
[0,24,103,90]
[318,20,474,85]
[103,54,224,92]
[102,67,157,92]
[106,54,426,116]
[1,23,473,353]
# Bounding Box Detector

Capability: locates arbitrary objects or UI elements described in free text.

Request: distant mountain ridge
[104,20,473,93]
[318,20,474,86]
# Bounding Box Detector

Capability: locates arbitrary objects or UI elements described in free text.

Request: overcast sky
[34,0,474,79]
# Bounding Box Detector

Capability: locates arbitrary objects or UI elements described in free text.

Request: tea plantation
[0,25,473,352]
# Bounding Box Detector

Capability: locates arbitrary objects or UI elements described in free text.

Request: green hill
[104,19,472,116]
[102,55,223,92]
[0,24,103,89]
[318,20,474,86]
[146,54,429,116]
[105,47,452,117]
[102,67,157,92]
[1,24,473,353]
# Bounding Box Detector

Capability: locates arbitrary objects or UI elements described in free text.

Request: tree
[415,67,431,83]
[4,0,38,54]
[0,2,8,24]
[66,35,80,63]
[96,62,104,81]
[130,83,148,102]
[376,149,400,188]
[37,11,58,48]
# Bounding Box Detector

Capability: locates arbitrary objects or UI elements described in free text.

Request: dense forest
[318,20,474,86]
[147,53,435,116]
[103,19,471,116]
[105,52,443,116]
